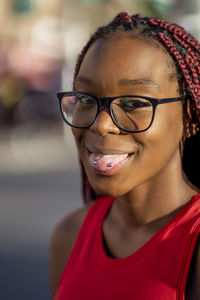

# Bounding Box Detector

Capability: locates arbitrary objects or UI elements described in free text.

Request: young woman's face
[73,33,184,197]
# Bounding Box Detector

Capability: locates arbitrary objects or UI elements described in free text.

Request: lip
[86,146,135,156]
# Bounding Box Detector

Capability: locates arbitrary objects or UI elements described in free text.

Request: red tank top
[54,194,200,300]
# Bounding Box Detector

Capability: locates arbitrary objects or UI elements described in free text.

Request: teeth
[95,154,128,158]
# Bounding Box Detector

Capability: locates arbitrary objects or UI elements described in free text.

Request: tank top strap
[176,193,200,298]
[82,196,115,232]
[62,196,114,271]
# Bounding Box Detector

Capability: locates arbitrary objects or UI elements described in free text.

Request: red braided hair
[148,18,200,134]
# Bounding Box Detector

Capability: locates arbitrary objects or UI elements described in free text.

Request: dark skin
[50,33,200,298]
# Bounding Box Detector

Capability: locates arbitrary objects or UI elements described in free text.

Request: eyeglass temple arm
[157,96,184,105]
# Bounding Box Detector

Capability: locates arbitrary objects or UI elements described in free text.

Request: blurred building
[0,0,65,126]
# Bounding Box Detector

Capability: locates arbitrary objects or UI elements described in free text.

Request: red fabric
[54,194,200,300]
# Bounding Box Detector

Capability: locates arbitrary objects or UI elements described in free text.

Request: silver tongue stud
[107,163,112,167]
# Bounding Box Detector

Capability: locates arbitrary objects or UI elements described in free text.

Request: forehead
[76,33,178,95]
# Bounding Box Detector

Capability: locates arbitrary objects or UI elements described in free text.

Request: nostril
[90,111,120,136]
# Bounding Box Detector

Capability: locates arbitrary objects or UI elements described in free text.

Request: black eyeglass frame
[57,91,185,133]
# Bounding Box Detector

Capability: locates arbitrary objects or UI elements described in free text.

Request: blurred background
[0,0,200,299]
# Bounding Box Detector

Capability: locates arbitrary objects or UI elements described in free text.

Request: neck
[113,149,197,228]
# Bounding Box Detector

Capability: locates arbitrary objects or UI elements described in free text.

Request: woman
[50,12,200,299]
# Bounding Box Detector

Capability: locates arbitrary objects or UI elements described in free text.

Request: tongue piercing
[107,163,112,167]
[93,160,98,165]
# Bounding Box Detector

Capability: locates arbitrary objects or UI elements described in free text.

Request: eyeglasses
[57,91,184,133]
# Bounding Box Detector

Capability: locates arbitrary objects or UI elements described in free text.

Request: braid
[73,12,200,202]
[148,18,200,133]
[156,32,200,132]
[111,12,133,23]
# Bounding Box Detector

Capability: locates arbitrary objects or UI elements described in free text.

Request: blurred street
[0,125,82,300]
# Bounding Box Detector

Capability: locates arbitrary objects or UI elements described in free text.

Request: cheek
[155,104,183,140]
[139,104,183,164]
[72,128,84,149]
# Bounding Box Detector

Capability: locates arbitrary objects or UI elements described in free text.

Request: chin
[83,160,135,198]
[89,178,127,198]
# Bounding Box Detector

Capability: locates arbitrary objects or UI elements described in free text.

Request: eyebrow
[118,78,160,90]
[76,76,160,90]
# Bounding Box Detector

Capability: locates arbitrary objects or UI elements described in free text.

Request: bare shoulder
[49,201,94,298]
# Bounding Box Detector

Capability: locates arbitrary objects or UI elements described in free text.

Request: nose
[90,109,120,136]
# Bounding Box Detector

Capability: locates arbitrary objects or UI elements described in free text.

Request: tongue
[89,153,129,171]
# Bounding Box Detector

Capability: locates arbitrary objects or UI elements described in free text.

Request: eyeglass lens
[61,94,153,131]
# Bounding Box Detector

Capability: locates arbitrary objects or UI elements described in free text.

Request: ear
[179,138,184,159]
[183,99,197,139]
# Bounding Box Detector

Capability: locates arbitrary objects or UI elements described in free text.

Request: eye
[119,98,152,110]
[77,94,96,105]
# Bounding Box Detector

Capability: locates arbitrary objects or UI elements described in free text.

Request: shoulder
[49,201,94,298]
